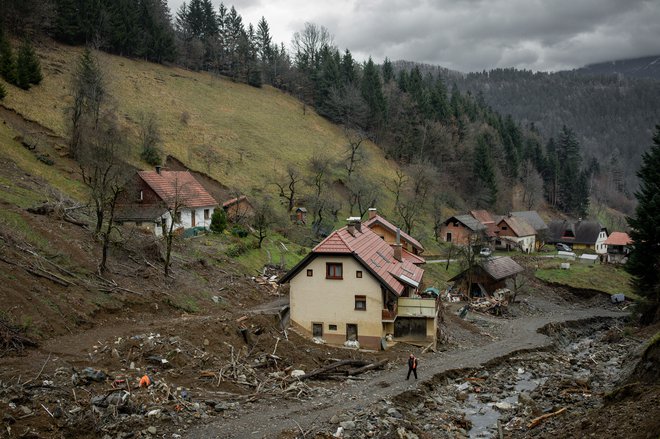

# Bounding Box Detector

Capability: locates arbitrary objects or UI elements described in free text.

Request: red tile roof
[223,195,250,208]
[469,209,495,224]
[604,232,632,246]
[401,248,426,265]
[289,225,424,296]
[497,216,536,237]
[363,215,424,253]
[138,171,217,208]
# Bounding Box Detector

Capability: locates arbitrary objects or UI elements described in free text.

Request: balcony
[398,297,437,318]
[382,303,397,321]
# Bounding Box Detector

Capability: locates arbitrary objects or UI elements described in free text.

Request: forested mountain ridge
[573,55,660,80]
[450,62,660,201]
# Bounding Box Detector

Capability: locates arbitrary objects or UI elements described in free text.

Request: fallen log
[295,359,370,380]
[527,407,567,429]
[348,359,388,376]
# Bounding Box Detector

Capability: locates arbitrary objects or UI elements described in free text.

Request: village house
[222,195,253,224]
[364,208,425,259]
[449,256,524,297]
[494,214,537,253]
[115,168,217,237]
[604,232,632,264]
[279,218,437,350]
[438,214,487,245]
[510,211,548,249]
[547,220,608,254]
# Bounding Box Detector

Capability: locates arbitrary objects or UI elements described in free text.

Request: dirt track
[188,297,627,438]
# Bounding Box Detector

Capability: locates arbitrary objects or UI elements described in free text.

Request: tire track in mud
[189,303,627,438]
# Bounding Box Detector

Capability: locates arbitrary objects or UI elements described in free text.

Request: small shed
[449,256,524,296]
[291,207,307,224]
[578,254,598,264]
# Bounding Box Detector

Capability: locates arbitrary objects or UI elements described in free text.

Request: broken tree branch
[527,407,567,429]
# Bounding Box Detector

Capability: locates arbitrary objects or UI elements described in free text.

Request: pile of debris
[252,265,285,294]
[0,319,37,353]
[312,319,639,439]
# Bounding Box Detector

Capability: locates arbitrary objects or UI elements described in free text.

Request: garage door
[394,318,426,338]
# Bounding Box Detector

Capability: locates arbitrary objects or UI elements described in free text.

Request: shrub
[230,225,248,238]
[210,209,227,234]
[140,146,161,166]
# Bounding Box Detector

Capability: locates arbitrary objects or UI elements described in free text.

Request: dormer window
[139,190,144,201]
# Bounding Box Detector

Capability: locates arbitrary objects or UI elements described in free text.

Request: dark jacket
[408,357,417,370]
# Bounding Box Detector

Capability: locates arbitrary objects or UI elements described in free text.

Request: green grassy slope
[2,43,399,197]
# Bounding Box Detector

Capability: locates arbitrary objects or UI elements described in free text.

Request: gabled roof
[469,210,495,224]
[280,225,424,296]
[363,214,424,253]
[445,214,487,232]
[547,220,607,245]
[498,216,536,237]
[401,248,426,265]
[510,211,548,232]
[449,256,523,283]
[138,171,217,208]
[604,232,632,246]
[481,256,524,280]
[223,195,251,208]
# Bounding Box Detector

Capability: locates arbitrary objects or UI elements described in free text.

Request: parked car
[556,243,572,252]
[479,247,492,257]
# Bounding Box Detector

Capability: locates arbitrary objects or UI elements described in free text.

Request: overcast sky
[167,0,660,72]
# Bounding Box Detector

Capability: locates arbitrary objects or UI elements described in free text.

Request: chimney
[368,208,377,220]
[393,228,402,262]
[346,217,362,235]
[155,165,162,174]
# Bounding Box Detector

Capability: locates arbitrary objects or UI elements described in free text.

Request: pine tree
[0,33,17,85]
[360,57,385,130]
[16,39,42,90]
[626,125,660,323]
[381,58,393,84]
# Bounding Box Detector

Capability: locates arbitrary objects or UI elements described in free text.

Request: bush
[0,82,5,100]
[226,241,248,257]
[210,209,227,234]
[230,225,248,238]
[140,146,161,166]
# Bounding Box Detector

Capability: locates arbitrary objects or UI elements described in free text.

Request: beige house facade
[280,220,437,350]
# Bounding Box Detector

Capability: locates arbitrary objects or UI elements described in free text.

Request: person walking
[406,353,417,380]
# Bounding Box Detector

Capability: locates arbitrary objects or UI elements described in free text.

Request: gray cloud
[168,0,660,72]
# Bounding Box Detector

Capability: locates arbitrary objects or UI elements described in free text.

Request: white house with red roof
[279,218,437,350]
[115,168,218,237]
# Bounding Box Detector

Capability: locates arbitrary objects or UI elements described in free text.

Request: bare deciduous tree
[386,163,436,235]
[273,165,302,212]
[520,159,544,210]
[78,111,131,273]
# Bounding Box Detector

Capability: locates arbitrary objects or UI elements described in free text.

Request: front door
[346,324,358,341]
[191,209,196,227]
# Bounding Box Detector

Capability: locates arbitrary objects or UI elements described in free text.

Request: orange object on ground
[139,375,151,387]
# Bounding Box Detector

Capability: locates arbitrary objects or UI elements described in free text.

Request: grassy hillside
[2,43,399,200]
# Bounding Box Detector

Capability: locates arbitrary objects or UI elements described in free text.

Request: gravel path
[188,299,627,439]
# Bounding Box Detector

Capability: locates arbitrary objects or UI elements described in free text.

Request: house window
[326,263,343,279]
[312,323,323,337]
[502,226,508,230]
[191,209,196,227]
[139,190,143,201]
[204,209,210,220]
[306,269,313,277]
[446,232,452,242]
[356,270,362,278]
[174,212,182,224]
[328,324,337,331]
[355,295,367,311]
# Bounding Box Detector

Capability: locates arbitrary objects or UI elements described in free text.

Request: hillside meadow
[2,43,400,203]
